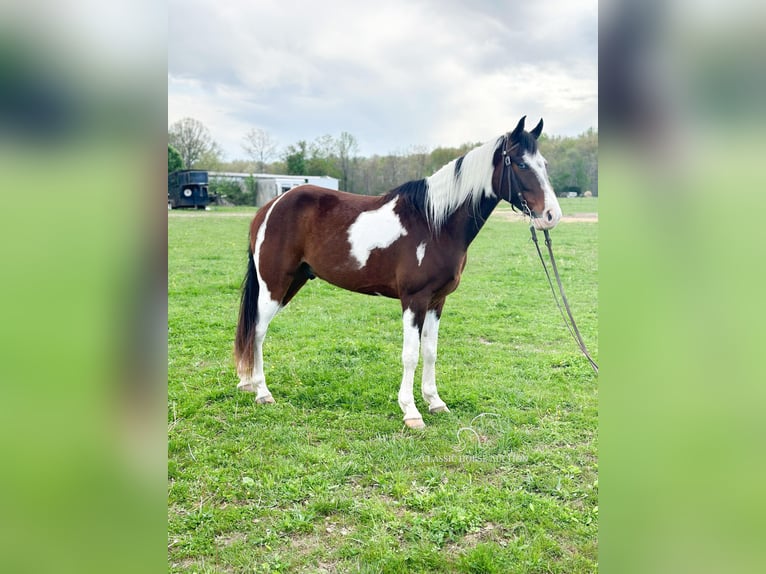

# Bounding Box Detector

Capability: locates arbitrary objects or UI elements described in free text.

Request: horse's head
[495,116,562,230]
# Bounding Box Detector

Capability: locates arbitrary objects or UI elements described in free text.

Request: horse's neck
[449,193,501,247]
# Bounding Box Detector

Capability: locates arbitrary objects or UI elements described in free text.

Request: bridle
[499,135,599,375]
[500,135,533,217]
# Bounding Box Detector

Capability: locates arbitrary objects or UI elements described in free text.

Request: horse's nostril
[546,210,553,222]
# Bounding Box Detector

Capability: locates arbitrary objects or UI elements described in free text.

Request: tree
[306,135,338,177]
[168,145,183,173]
[242,128,279,173]
[383,151,403,192]
[336,131,359,191]
[283,141,307,175]
[195,142,224,171]
[208,178,251,205]
[223,129,596,197]
[406,144,431,181]
[538,129,598,196]
[168,117,220,169]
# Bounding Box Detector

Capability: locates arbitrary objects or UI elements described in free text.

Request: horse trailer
[168,170,211,209]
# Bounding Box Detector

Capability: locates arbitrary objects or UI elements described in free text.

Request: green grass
[557,196,598,215]
[168,205,598,573]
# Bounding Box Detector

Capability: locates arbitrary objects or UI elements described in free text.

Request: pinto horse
[234,116,562,428]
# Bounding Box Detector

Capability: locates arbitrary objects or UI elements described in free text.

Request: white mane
[425,136,503,230]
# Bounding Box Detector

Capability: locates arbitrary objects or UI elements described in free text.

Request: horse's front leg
[398,306,425,429]
[421,307,449,414]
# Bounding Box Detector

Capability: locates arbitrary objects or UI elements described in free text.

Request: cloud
[168,0,597,158]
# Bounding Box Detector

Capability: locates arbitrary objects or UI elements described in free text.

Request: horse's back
[276,185,379,212]
[253,186,380,233]
[250,185,384,252]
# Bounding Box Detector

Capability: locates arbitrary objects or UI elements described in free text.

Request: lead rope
[529,225,599,375]
[501,137,598,374]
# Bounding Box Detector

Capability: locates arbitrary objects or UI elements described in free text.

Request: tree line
[169,117,597,205]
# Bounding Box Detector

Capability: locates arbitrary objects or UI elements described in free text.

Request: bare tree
[384,150,404,191]
[310,134,336,160]
[168,117,219,169]
[336,131,359,192]
[242,128,279,173]
[407,144,431,180]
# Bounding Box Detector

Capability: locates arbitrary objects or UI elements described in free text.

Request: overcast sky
[168,0,597,160]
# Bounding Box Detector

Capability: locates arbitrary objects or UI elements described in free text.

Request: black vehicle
[168,170,211,209]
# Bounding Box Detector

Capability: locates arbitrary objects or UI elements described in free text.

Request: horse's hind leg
[282,262,314,305]
[238,294,280,403]
[238,263,311,403]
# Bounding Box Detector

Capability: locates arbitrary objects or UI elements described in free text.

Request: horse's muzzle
[532,206,562,230]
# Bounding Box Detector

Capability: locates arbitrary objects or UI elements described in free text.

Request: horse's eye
[517,162,528,170]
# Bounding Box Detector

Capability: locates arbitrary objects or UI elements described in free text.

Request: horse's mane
[384,132,537,231]
[423,137,503,230]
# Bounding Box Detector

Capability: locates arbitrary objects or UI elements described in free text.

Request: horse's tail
[234,246,259,376]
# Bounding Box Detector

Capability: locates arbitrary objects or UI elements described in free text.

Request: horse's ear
[510,116,527,140]
[530,118,543,139]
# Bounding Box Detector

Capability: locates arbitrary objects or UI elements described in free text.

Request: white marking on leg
[421,310,448,413]
[416,242,427,266]
[398,308,423,425]
[237,301,280,401]
[347,197,408,268]
[238,190,292,400]
[249,298,280,402]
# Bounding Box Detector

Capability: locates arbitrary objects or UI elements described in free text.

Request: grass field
[168,198,598,573]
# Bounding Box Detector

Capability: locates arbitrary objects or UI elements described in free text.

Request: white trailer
[208,172,339,206]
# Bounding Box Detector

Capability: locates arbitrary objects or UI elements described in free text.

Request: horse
[234,116,562,428]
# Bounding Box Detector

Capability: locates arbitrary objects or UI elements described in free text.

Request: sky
[168,0,597,160]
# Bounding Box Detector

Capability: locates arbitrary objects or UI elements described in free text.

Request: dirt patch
[215,532,247,547]
[168,211,255,218]
[493,211,598,223]
[289,530,345,573]
[444,521,511,553]
[560,213,598,223]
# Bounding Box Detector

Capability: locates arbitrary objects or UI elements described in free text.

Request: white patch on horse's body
[523,150,562,229]
[425,137,502,230]
[416,242,427,266]
[347,197,408,268]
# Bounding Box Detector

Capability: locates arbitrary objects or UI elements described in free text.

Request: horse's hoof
[237,381,256,393]
[255,394,275,404]
[404,418,425,429]
[429,405,450,414]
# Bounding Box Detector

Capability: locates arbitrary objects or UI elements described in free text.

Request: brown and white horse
[234,116,562,428]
